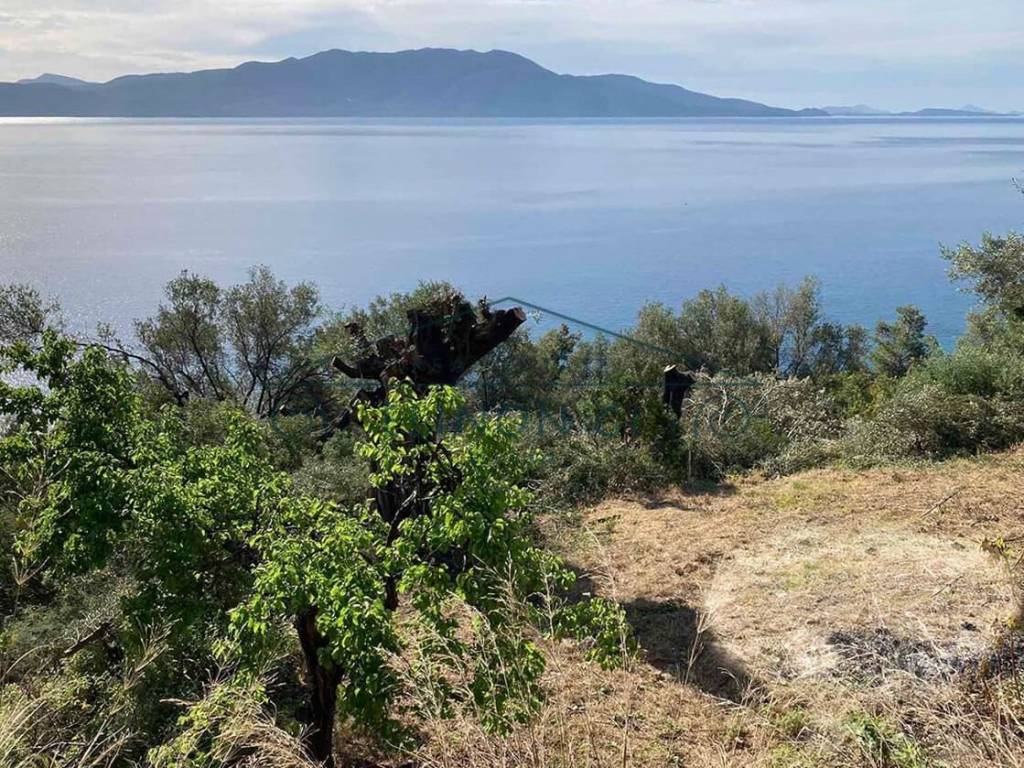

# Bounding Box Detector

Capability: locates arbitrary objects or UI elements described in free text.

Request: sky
[0,0,1022,112]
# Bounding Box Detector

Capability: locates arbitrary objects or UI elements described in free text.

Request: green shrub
[840,377,1024,465]
[915,346,1024,398]
[549,594,635,669]
[290,430,370,505]
[763,438,839,477]
[846,712,932,768]
[689,417,786,479]
[686,374,841,478]
[536,432,673,506]
[825,370,877,417]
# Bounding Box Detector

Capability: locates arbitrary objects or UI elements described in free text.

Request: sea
[2,116,1023,346]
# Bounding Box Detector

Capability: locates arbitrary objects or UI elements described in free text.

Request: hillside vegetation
[0,210,1022,766]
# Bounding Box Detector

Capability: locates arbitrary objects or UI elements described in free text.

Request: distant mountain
[0,48,826,118]
[820,104,891,116]
[16,73,99,90]
[905,107,996,117]
[821,103,1019,117]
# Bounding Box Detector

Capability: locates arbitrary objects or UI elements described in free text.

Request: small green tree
[2,303,631,767]
[678,286,773,374]
[470,324,582,415]
[944,231,1024,355]
[0,282,61,345]
[754,276,822,375]
[121,267,323,416]
[229,383,628,766]
[944,232,1024,320]
[0,332,295,747]
[2,333,283,626]
[2,333,139,579]
[871,305,936,377]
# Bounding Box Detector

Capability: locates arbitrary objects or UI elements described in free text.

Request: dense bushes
[839,353,1024,465]
[451,262,1024,496]
[916,346,1024,398]
[535,433,673,507]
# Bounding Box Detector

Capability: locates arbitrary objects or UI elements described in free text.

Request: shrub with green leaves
[0,332,303,755]
[227,383,631,765]
[683,373,842,479]
[1,333,139,579]
[1,333,288,645]
[839,347,1024,464]
[846,712,932,768]
[944,231,1024,321]
[916,346,1024,399]
[536,431,674,506]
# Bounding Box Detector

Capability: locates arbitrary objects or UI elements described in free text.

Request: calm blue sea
[2,117,1023,345]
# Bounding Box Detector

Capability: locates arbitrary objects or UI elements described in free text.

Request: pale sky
[1,0,1022,111]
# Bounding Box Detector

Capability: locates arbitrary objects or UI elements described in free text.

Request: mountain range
[821,104,1021,117]
[1,48,825,118]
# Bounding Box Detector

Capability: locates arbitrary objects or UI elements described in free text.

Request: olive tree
[0,283,62,345]
[871,305,937,377]
[944,231,1024,321]
[944,231,1024,354]
[110,266,324,417]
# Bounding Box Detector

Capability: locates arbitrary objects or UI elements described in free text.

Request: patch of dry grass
[145,449,1016,767]
[400,447,1024,767]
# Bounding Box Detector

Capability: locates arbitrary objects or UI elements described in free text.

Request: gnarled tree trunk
[295,607,342,768]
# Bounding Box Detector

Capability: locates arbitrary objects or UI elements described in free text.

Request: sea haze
[1,116,1023,346]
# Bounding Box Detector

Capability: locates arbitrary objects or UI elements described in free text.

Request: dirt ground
[420,447,1018,768]
[406,449,1023,767]
[544,448,1024,767]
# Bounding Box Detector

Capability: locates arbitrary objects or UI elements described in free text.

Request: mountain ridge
[16,73,100,89]
[0,48,826,118]
[821,103,1021,117]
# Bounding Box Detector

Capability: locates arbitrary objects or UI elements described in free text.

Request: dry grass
[0,683,132,768]
[399,638,757,768]
[149,671,320,768]
[401,447,1024,767]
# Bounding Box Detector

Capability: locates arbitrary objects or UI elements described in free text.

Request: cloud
[0,0,1020,110]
